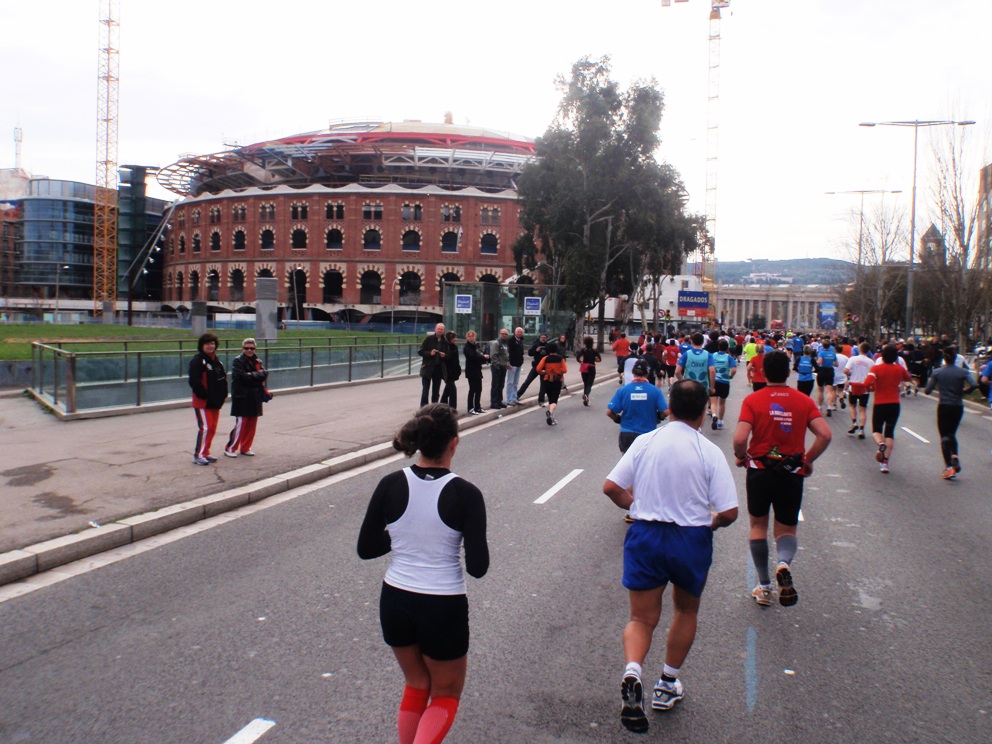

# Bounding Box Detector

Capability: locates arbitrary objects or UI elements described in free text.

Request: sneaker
[477,407,488,413]
[951,456,961,473]
[751,585,774,607]
[840,397,847,409]
[775,564,798,607]
[204,455,218,463]
[858,428,866,440]
[717,420,724,429]
[624,513,634,524]
[192,456,210,466]
[224,450,239,458]
[468,409,480,416]
[550,416,558,426]
[826,408,832,417]
[880,460,890,474]
[582,394,589,406]
[711,416,718,430]
[875,443,887,462]
[539,401,547,407]
[941,467,957,480]
[620,675,648,733]
[546,411,553,426]
[651,677,685,711]
[241,450,255,457]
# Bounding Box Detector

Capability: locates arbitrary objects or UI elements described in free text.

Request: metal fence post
[66,354,77,414]
[310,347,315,387]
[348,345,353,382]
[136,352,143,406]
[53,349,61,407]
[380,345,385,378]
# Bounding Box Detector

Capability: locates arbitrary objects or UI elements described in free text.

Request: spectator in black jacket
[188,333,229,465]
[418,323,450,406]
[464,330,489,414]
[440,331,462,410]
[225,337,268,457]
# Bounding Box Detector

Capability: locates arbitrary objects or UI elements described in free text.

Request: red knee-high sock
[397,685,430,744]
[412,696,459,744]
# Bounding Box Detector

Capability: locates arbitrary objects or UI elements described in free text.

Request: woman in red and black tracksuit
[225,337,268,457]
[188,333,229,465]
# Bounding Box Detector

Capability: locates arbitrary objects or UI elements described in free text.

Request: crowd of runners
[356,322,990,741]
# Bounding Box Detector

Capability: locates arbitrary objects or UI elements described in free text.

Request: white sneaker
[751,585,774,606]
[651,678,685,711]
[241,450,255,456]
[224,450,239,458]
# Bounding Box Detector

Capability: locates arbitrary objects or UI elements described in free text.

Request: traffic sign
[852,314,861,323]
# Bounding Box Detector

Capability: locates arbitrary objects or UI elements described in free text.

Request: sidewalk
[0,364,613,584]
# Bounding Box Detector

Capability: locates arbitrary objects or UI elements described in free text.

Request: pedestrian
[224,337,267,457]
[505,327,526,406]
[732,351,832,608]
[516,332,549,405]
[536,341,567,425]
[603,380,738,732]
[487,328,510,409]
[709,338,737,430]
[463,331,489,415]
[924,346,977,479]
[188,332,229,466]
[843,342,874,439]
[357,404,489,744]
[418,323,449,407]
[440,331,461,411]
[576,335,602,406]
[864,344,913,474]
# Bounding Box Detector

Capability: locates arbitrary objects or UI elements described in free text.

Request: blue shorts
[622,521,714,597]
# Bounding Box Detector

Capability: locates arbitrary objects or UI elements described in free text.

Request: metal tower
[94,0,120,315]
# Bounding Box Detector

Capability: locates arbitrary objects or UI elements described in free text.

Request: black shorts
[816,369,834,388]
[872,402,901,439]
[665,365,677,379]
[713,381,731,399]
[797,379,814,396]
[379,582,469,661]
[848,392,870,407]
[745,468,804,526]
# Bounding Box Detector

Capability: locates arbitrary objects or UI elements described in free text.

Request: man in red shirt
[863,344,913,473]
[612,333,631,383]
[733,351,832,607]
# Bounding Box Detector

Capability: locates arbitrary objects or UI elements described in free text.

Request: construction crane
[94,0,120,315]
[661,0,729,322]
[13,127,22,170]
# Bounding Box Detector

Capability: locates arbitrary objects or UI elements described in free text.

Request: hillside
[693,258,854,286]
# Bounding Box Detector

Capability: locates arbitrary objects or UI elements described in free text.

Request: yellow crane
[661,0,729,322]
[94,0,120,315]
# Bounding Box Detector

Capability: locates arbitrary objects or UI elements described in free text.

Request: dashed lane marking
[900,426,930,444]
[223,718,275,744]
[534,469,584,504]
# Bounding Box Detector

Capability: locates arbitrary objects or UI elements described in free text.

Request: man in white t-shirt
[844,342,875,438]
[603,380,738,732]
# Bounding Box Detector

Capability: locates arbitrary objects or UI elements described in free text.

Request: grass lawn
[0,324,421,361]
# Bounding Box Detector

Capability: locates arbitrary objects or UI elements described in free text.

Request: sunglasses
[243,346,256,350]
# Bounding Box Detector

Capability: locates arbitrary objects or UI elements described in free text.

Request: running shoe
[224,450,239,458]
[241,450,255,456]
[880,460,890,474]
[204,455,218,463]
[711,416,718,430]
[840,397,847,409]
[941,467,957,480]
[717,420,724,429]
[751,585,774,607]
[826,408,832,417]
[468,409,481,416]
[477,407,488,413]
[858,428,866,440]
[539,401,547,407]
[192,456,210,466]
[582,394,589,406]
[651,677,685,711]
[620,676,648,733]
[951,456,961,473]
[875,443,887,463]
[546,410,553,426]
[624,513,634,524]
[550,415,558,426]
[775,564,798,607]
[847,424,858,435]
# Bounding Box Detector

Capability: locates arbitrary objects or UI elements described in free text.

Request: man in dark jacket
[419,323,450,406]
[188,332,229,465]
[225,337,268,457]
[506,326,526,405]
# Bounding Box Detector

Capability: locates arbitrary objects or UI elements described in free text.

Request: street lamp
[825,189,902,276]
[860,119,975,337]
[291,265,303,329]
[54,263,69,323]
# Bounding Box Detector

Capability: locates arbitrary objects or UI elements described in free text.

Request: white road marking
[534,469,584,504]
[900,426,930,443]
[224,718,275,744]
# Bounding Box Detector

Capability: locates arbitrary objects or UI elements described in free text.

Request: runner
[576,336,602,407]
[357,404,489,744]
[843,342,874,439]
[863,345,913,474]
[794,345,816,397]
[924,347,977,479]
[536,341,568,426]
[747,344,767,392]
[815,340,839,416]
[732,351,832,607]
[709,339,737,430]
[833,346,850,414]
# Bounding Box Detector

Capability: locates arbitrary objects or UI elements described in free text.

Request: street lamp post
[860,119,975,337]
[54,263,69,323]
[291,265,302,330]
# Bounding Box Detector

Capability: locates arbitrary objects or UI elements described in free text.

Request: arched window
[441,231,459,253]
[323,270,343,303]
[480,234,498,255]
[479,274,499,284]
[325,228,343,250]
[402,230,421,251]
[233,229,246,251]
[288,268,306,319]
[175,272,185,301]
[360,270,382,304]
[207,270,220,301]
[178,235,186,254]
[257,268,274,278]
[230,269,245,302]
[210,231,221,251]
[437,272,461,307]
[189,270,200,301]
[192,233,202,253]
[292,228,308,249]
[363,229,381,250]
[260,229,275,250]
[398,271,422,305]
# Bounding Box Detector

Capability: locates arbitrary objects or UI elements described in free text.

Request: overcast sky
[2,0,989,263]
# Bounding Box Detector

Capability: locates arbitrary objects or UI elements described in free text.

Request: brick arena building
[157,120,537,322]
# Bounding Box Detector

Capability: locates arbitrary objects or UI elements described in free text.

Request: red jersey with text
[738,385,823,459]
[864,363,912,405]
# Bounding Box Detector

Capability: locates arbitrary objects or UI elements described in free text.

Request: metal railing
[31,339,419,416]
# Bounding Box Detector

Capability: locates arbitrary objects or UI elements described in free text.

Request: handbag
[262,389,273,403]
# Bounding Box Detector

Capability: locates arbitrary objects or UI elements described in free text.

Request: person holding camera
[732,351,832,608]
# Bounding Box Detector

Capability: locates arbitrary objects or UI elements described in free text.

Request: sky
[2,0,990,264]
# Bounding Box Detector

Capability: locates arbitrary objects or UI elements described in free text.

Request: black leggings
[467,376,482,412]
[872,402,901,439]
[936,404,964,466]
[581,368,596,396]
[797,380,814,397]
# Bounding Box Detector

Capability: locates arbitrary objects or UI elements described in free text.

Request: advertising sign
[818,302,838,330]
[524,296,542,316]
[454,294,473,314]
[677,290,709,318]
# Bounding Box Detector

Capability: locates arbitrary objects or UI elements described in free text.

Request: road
[1,378,990,743]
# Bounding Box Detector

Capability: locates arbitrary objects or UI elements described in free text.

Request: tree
[513,56,703,349]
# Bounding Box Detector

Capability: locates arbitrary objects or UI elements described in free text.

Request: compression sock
[398,686,430,744]
[776,534,798,566]
[749,539,771,585]
[413,696,459,744]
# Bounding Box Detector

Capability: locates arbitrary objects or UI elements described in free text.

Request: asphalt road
[1,377,990,743]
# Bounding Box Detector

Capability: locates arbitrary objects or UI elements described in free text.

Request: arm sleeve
[438,479,489,579]
[356,478,394,560]
[188,357,207,398]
